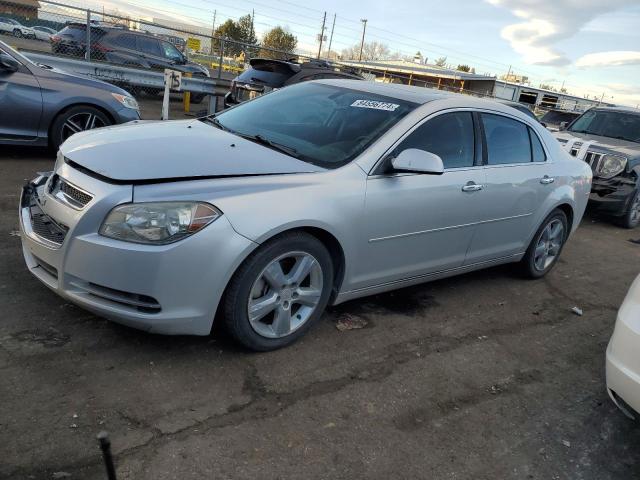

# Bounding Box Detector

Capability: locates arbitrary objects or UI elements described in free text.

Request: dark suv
[225,58,362,107]
[51,23,209,82]
[554,107,640,228]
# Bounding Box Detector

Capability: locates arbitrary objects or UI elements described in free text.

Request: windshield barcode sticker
[351,100,400,111]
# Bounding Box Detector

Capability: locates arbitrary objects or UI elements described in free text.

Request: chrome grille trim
[69,280,162,313]
[49,175,93,210]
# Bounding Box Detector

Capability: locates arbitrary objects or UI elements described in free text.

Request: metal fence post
[85,8,91,61]
[217,37,224,79]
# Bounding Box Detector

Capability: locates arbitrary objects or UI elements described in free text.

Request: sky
[56,0,640,106]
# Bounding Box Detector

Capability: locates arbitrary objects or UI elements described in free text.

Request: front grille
[49,175,93,209]
[82,282,162,313]
[568,143,603,174]
[23,188,69,246]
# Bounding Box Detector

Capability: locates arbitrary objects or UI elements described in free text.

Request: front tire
[617,189,640,229]
[520,209,568,278]
[50,106,111,150]
[222,232,334,351]
[13,29,22,38]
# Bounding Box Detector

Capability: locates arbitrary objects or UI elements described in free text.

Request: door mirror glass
[559,121,568,131]
[0,52,20,72]
[391,149,444,175]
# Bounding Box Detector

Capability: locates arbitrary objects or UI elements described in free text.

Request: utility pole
[210,10,216,55]
[327,13,336,59]
[317,11,326,59]
[358,18,367,62]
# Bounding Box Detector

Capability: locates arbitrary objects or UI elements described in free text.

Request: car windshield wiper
[203,116,232,132]
[235,133,301,158]
[611,135,640,143]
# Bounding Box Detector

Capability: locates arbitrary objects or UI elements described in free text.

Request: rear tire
[520,209,568,279]
[617,189,640,229]
[222,232,334,351]
[50,106,111,150]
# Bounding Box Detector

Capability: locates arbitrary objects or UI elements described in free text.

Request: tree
[260,26,297,59]
[237,13,257,56]
[434,56,447,67]
[340,41,390,61]
[214,19,242,56]
[456,64,471,72]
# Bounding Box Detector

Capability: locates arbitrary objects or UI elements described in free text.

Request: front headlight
[596,154,627,179]
[100,202,221,245]
[111,93,139,110]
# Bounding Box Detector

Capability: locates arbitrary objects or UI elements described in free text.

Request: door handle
[462,182,484,192]
[540,176,555,185]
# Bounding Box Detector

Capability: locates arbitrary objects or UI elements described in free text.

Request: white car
[32,26,56,41]
[606,274,640,419]
[0,17,35,38]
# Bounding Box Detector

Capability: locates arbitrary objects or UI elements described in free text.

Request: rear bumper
[19,172,256,335]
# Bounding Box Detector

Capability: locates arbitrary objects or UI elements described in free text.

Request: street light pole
[327,13,336,59]
[358,18,367,62]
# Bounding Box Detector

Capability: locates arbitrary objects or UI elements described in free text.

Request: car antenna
[97,431,118,480]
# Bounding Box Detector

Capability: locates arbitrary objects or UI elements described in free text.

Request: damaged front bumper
[588,173,638,216]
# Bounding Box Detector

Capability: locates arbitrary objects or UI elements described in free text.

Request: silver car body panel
[20,80,592,335]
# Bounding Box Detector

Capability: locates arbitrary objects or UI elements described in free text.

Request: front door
[0,46,42,141]
[353,111,486,289]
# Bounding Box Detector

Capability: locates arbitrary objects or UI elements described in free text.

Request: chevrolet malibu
[19,80,592,350]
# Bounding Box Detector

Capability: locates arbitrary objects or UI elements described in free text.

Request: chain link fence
[3,0,595,124]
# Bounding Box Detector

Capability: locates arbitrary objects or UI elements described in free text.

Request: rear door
[0,44,42,141]
[464,112,553,264]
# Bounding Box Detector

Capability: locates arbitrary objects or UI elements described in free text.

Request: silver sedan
[19,80,592,350]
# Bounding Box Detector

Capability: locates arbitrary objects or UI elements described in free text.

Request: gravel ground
[1,147,639,480]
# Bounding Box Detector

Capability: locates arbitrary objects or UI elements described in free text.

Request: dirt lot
[1,147,639,480]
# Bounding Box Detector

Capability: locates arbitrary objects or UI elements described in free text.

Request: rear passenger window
[137,36,161,56]
[482,113,531,165]
[529,128,546,162]
[397,112,475,169]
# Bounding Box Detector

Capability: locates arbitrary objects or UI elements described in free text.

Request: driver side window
[395,112,475,169]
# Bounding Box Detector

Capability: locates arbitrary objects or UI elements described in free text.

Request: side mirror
[391,148,444,175]
[559,121,568,131]
[0,52,20,73]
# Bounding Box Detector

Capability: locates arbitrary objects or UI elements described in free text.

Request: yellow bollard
[183,72,192,113]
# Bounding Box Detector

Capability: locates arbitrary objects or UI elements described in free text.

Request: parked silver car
[19,80,592,350]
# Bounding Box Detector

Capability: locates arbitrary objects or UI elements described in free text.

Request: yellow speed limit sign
[186,37,201,51]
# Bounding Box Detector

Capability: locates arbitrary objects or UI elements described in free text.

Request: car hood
[60,119,325,182]
[554,131,640,158]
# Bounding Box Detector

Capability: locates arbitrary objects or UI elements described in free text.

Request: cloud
[575,51,640,67]
[487,0,637,65]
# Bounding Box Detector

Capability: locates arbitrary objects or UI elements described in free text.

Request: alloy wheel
[247,251,324,338]
[533,219,565,271]
[60,112,107,142]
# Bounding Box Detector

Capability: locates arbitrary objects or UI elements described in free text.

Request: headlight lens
[111,93,139,110]
[596,154,627,179]
[100,202,221,244]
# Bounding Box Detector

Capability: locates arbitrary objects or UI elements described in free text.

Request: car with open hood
[19,80,591,350]
[554,106,640,228]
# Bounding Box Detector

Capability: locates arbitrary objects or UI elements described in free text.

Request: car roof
[315,79,528,112]
[589,105,640,115]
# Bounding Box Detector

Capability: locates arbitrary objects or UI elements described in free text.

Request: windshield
[211,82,416,169]
[568,109,640,143]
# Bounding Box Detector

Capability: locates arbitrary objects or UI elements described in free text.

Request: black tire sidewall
[223,233,334,351]
[621,189,640,229]
[522,209,568,278]
[50,106,111,150]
